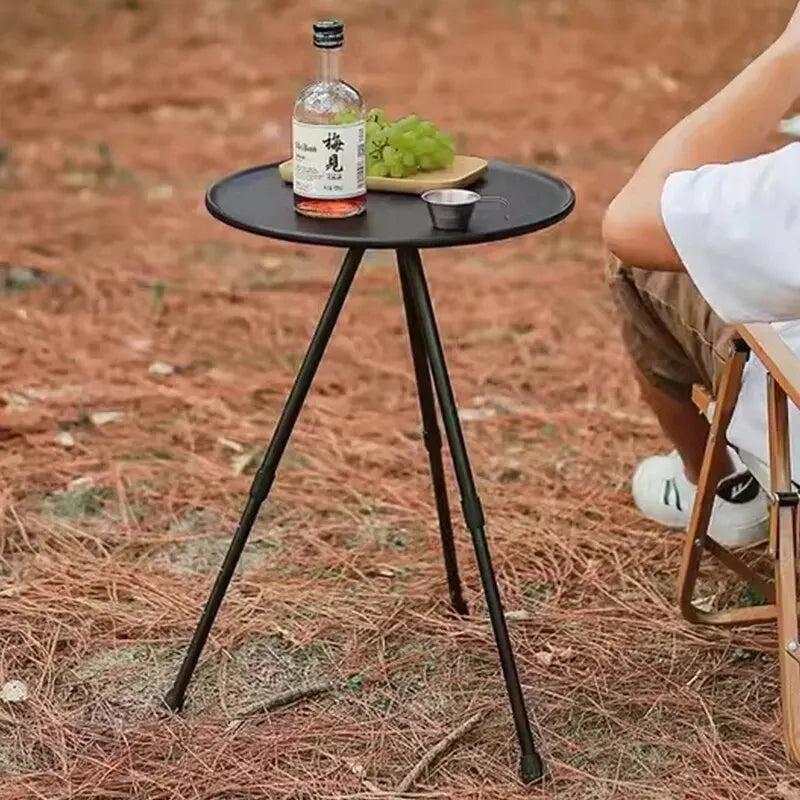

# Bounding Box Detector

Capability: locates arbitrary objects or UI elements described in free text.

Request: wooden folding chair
[682,323,800,762]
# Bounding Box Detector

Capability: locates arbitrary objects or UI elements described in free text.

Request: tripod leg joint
[249,466,275,504]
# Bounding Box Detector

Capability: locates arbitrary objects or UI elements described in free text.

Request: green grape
[401,151,415,168]
[382,146,397,166]
[387,127,403,149]
[389,163,404,178]
[419,155,435,171]
[418,137,435,155]
[368,162,389,177]
[433,148,451,167]
[370,131,388,155]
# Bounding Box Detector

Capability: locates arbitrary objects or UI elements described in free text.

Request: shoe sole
[636,510,769,548]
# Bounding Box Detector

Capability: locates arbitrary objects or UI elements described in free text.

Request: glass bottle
[292,20,366,218]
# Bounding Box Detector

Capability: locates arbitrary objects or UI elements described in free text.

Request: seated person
[603,2,800,547]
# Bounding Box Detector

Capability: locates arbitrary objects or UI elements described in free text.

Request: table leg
[396,249,468,616]
[400,247,544,784]
[164,247,365,713]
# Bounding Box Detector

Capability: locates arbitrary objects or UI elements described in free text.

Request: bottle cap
[313,20,344,49]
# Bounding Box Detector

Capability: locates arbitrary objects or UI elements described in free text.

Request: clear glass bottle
[292,20,366,219]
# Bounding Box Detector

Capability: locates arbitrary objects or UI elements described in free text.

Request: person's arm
[603,5,800,270]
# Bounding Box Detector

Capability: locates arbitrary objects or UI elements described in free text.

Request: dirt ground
[2,0,800,798]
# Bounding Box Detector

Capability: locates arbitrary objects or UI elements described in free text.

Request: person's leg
[608,256,767,545]
[632,365,732,484]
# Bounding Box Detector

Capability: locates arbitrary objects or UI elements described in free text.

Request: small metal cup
[421,189,509,231]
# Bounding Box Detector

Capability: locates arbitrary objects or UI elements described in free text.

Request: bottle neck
[317,47,341,82]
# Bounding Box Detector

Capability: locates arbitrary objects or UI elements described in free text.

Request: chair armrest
[738,323,800,411]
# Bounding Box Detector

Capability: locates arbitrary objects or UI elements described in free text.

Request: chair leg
[767,376,800,764]
[400,247,543,784]
[164,247,364,712]
[396,250,468,616]
[774,495,800,763]
[678,340,748,624]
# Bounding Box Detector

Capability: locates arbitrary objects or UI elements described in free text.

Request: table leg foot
[520,751,545,785]
[396,249,467,617]
[164,247,364,712]
[400,247,544,782]
[164,687,185,713]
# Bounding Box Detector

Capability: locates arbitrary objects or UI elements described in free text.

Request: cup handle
[476,195,509,207]
[476,195,510,220]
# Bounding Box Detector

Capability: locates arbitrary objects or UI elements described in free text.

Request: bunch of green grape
[334,108,456,178]
[366,108,455,178]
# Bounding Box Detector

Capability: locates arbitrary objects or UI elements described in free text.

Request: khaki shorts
[607,255,735,400]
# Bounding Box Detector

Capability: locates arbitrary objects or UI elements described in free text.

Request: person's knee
[632,359,693,404]
[607,255,698,401]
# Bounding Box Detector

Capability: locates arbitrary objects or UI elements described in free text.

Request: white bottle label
[292,120,366,200]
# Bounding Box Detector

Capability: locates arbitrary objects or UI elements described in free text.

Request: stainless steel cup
[421,189,509,231]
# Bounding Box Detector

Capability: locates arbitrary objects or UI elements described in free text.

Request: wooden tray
[278,155,488,195]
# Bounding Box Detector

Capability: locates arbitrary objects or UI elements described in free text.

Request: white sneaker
[632,450,769,548]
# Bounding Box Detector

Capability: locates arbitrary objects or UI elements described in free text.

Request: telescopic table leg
[400,247,544,784]
[396,249,468,616]
[164,247,365,712]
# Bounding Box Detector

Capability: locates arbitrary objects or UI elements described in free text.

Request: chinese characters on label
[323,132,344,173]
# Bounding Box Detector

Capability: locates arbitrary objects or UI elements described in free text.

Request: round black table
[206,160,573,250]
[166,160,575,785]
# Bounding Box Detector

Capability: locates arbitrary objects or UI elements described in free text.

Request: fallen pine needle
[395,710,485,793]
[320,751,383,795]
[227,680,338,732]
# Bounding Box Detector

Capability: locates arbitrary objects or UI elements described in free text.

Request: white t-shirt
[660,143,800,481]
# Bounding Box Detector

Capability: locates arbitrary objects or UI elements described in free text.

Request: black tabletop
[206,160,574,250]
